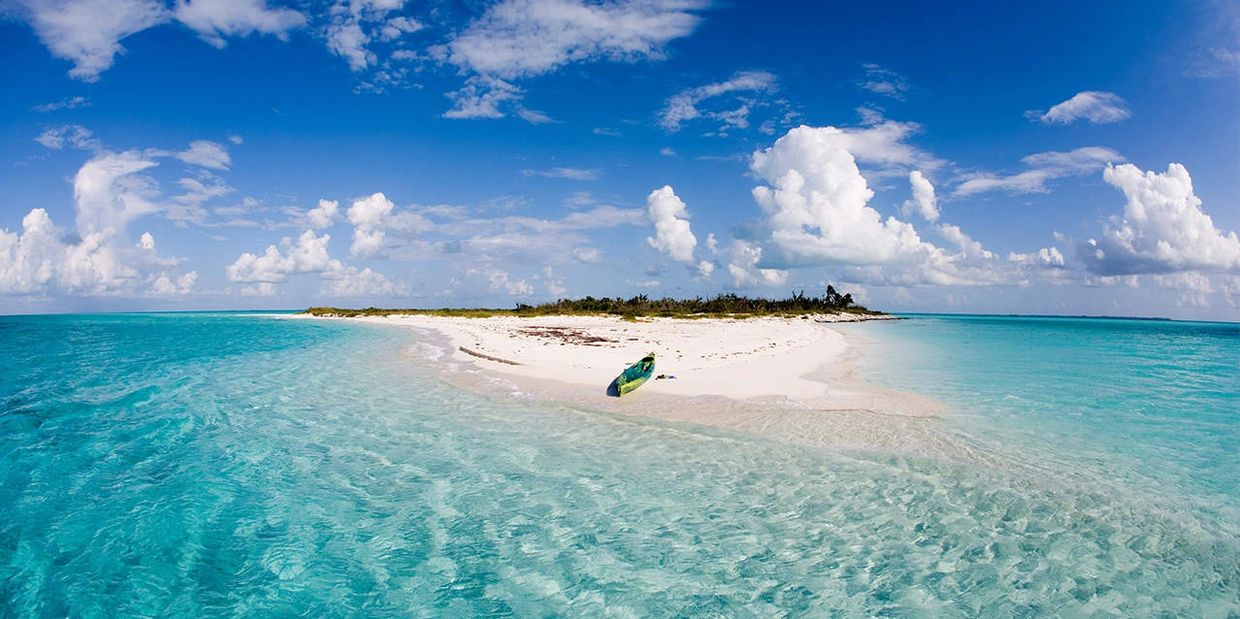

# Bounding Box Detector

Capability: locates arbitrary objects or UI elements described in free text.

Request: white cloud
[226,229,343,283]
[659,147,677,157]
[33,95,90,112]
[175,140,231,170]
[442,0,704,79]
[858,63,909,99]
[1081,163,1240,275]
[323,0,410,72]
[645,185,697,263]
[35,125,100,151]
[572,246,601,263]
[725,239,787,288]
[380,15,422,40]
[856,105,885,126]
[344,192,432,257]
[902,170,939,221]
[749,125,932,267]
[327,18,374,71]
[442,77,522,120]
[322,266,402,296]
[660,70,776,131]
[438,0,705,118]
[522,167,599,180]
[0,208,134,294]
[515,107,556,124]
[1029,91,1131,124]
[240,282,276,296]
[307,199,340,229]
[150,270,197,296]
[15,0,170,81]
[953,146,1123,196]
[227,134,244,145]
[471,267,533,296]
[346,192,395,257]
[0,151,194,296]
[744,125,1026,288]
[1008,246,1066,269]
[74,150,161,236]
[174,0,305,49]
[539,266,567,296]
[163,176,232,225]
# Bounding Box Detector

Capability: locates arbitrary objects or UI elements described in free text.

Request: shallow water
[1,313,1237,616]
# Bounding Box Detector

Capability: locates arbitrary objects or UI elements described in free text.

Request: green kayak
[615,352,656,396]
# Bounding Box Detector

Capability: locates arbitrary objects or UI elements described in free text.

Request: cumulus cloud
[0,152,194,296]
[226,229,342,283]
[322,266,403,296]
[344,192,432,257]
[743,125,1031,288]
[1028,91,1132,124]
[953,146,1122,196]
[0,209,120,294]
[150,270,197,296]
[437,0,705,118]
[307,199,339,229]
[725,239,787,288]
[902,170,939,221]
[749,125,932,267]
[660,70,776,132]
[1008,246,1066,269]
[174,0,305,48]
[645,185,697,263]
[1080,163,1240,275]
[346,192,395,257]
[226,227,402,296]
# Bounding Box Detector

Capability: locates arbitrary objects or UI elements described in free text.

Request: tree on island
[824,285,854,309]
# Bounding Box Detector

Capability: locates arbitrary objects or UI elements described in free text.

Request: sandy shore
[312,312,940,421]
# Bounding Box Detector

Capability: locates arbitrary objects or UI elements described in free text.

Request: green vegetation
[304,286,881,319]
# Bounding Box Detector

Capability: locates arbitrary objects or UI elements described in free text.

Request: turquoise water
[1,313,1237,616]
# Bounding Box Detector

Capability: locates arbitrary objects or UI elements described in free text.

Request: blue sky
[1,0,1238,319]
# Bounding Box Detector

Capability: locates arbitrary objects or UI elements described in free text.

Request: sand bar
[313,313,940,421]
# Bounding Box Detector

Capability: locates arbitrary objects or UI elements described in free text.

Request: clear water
[1,313,1237,616]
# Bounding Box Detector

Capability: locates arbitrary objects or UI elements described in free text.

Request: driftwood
[458,346,521,366]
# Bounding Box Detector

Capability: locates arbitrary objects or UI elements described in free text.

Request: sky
[1,0,1238,320]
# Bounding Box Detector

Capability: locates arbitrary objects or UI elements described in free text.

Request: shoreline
[298,312,949,451]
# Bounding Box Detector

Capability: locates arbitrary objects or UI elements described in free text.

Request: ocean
[1,312,1236,616]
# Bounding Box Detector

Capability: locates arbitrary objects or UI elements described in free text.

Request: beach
[307,313,947,445]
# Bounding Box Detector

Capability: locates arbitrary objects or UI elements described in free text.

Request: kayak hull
[615,353,656,396]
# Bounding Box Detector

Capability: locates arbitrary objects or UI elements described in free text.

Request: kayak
[615,352,656,396]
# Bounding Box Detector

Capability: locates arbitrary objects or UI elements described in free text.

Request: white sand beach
[315,313,943,431]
